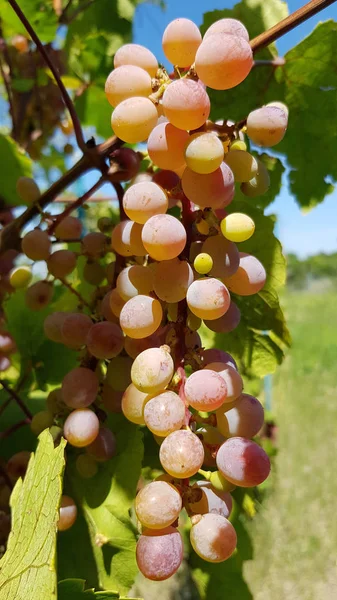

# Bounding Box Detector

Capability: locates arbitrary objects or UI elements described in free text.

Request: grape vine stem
[250,0,337,53]
[0,379,32,420]
[48,177,105,235]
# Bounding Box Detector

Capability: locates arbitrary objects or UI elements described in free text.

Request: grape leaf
[57,577,142,599]
[0,430,66,599]
[59,416,144,595]
[0,0,58,43]
[75,84,112,139]
[0,134,32,207]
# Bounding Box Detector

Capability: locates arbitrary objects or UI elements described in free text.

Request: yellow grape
[111,220,146,257]
[147,122,189,170]
[123,181,168,224]
[9,266,32,289]
[162,79,210,131]
[131,346,174,394]
[105,65,152,107]
[111,97,158,144]
[220,212,255,242]
[195,33,253,90]
[193,253,213,275]
[121,383,149,424]
[114,43,158,77]
[116,265,154,301]
[185,132,224,175]
[230,139,247,152]
[204,18,249,41]
[225,150,258,182]
[196,219,210,235]
[119,295,163,339]
[246,106,288,147]
[241,159,270,197]
[162,18,202,67]
[266,100,289,116]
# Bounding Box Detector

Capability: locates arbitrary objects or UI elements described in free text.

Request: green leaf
[0,0,58,43]
[0,135,32,207]
[57,577,143,599]
[234,152,285,210]
[0,431,66,599]
[75,84,112,139]
[59,416,144,595]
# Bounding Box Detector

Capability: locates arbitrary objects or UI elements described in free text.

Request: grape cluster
[4,15,289,581]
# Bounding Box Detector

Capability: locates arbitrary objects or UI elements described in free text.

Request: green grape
[16,176,40,203]
[230,139,247,152]
[194,252,213,275]
[9,266,32,289]
[185,132,224,175]
[76,454,98,479]
[240,159,270,197]
[209,470,236,493]
[220,212,255,243]
[186,311,201,331]
[30,410,54,436]
[225,150,258,182]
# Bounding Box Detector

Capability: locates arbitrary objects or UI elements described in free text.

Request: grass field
[245,290,337,599]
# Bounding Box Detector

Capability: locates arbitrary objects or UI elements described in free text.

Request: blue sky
[131,0,337,258]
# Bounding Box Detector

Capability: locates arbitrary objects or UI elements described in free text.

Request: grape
[204,18,249,41]
[201,348,237,371]
[186,311,201,331]
[30,410,54,435]
[123,181,168,224]
[46,388,65,415]
[61,312,93,349]
[21,229,51,261]
[246,106,288,147]
[266,100,289,116]
[82,232,107,257]
[196,424,225,446]
[182,163,234,209]
[141,214,186,261]
[189,480,232,519]
[204,300,241,333]
[225,150,258,182]
[136,480,182,529]
[7,451,30,482]
[62,366,99,408]
[131,346,173,394]
[105,261,116,285]
[111,147,141,182]
[106,355,133,391]
[109,288,126,318]
[9,265,32,289]
[54,216,82,240]
[114,43,158,77]
[83,261,106,286]
[162,18,202,67]
[111,220,146,257]
[47,250,77,278]
[185,132,224,175]
[86,322,124,359]
[25,281,53,310]
[190,513,237,562]
[186,278,230,320]
[98,291,118,323]
[216,437,271,487]
[119,295,162,339]
[152,169,179,192]
[184,369,227,411]
[0,355,10,372]
[111,97,158,144]
[230,139,247,152]
[131,171,153,185]
[121,383,149,424]
[76,454,98,479]
[216,393,264,438]
[58,495,77,531]
[144,391,185,436]
[162,79,210,131]
[241,159,270,197]
[87,427,117,461]
[136,526,183,581]
[16,176,40,203]
[153,258,193,303]
[102,383,123,413]
[195,33,253,90]
[209,470,236,493]
[0,333,15,354]
[124,332,161,359]
[105,65,152,108]
[117,265,154,301]
[194,253,213,275]
[147,122,189,170]
[204,362,243,402]
[220,212,255,242]
[223,252,266,295]
[160,429,204,478]
[63,408,100,448]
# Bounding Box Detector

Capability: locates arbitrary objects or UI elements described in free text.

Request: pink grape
[47,250,77,278]
[201,348,237,371]
[153,258,194,302]
[119,295,163,339]
[99,291,119,323]
[114,43,158,77]
[216,393,264,438]
[105,64,152,107]
[223,252,266,295]
[131,346,174,394]
[162,18,202,67]
[87,427,117,461]
[144,391,185,436]
[189,480,232,519]
[147,122,189,170]
[204,300,241,333]
[124,332,161,359]
[190,513,237,562]
[135,481,182,529]
[116,265,154,301]
[121,383,150,424]
[195,33,253,90]
[216,437,271,487]
[162,79,210,131]
[109,288,126,318]
[123,181,168,224]
[159,429,204,478]
[111,220,146,257]
[111,97,158,144]
[82,232,107,257]
[201,235,239,278]
[21,229,51,261]
[86,322,124,359]
[152,169,180,192]
[204,18,249,41]
[184,370,227,411]
[186,278,230,320]
[25,281,53,310]
[182,163,234,209]
[110,147,141,182]
[62,366,99,408]
[246,106,288,147]
[141,214,186,261]
[136,526,183,581]
[43,312,68,343]
[61,313,93,349]
[58,495,77,531]
[7,451,31,482]
[204,362,243,402]
[54,216,82,240]
[63,408,100,448]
